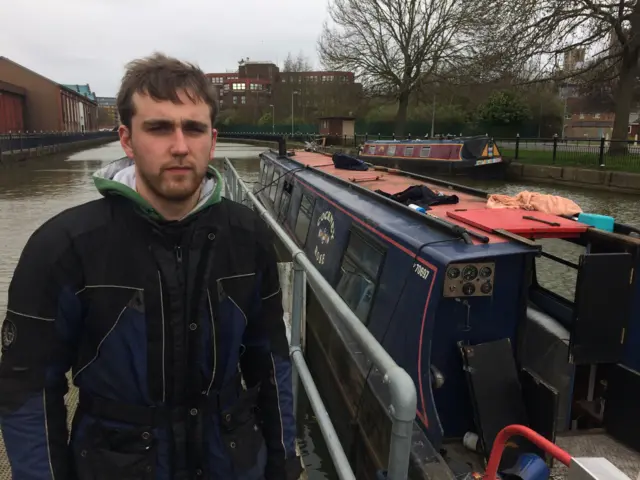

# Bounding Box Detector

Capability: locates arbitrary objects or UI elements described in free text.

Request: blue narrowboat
[252,144,640,479]
[359,135,508,177]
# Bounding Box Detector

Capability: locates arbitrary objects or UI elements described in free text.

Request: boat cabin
[253,146,640,477]
[359,136,504,174]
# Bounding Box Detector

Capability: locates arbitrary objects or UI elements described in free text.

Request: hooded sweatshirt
[92,156,223,221]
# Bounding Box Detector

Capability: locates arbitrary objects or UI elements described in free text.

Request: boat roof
[284,150,588,246]
[365,138,467,144]
[363,135,488,145]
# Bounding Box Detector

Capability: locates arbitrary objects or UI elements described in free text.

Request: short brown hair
[117,52,218,130]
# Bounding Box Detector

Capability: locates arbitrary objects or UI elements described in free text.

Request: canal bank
[507,162,640,195]
[0,132,118,165]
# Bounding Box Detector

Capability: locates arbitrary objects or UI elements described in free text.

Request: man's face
[119,89,216,202]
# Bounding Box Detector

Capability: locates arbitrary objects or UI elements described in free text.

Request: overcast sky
[1,0,329,97]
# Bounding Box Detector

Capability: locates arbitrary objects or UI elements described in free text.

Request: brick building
[0,57,98,133]
[96,96,119,128]
[0,80,26,132]
[206,60,362,125]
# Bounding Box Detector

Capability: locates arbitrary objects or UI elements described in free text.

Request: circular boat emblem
[1,320,17,349]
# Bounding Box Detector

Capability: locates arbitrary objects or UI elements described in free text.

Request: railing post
[515,133,520,160]
[290,254,305,419]
[599,135,606,167]
[386,367,416,480]
[552,134,558,164]
[236,178,243,204]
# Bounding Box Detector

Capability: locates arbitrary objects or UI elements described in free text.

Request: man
[0,53,302,480]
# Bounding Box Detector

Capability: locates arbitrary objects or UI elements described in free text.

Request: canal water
[0,141,638,479]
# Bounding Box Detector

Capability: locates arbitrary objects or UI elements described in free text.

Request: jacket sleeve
[241,217,302,480]
[0,223,83,480]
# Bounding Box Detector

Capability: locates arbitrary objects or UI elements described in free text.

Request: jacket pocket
[219,383,265,474]
[75,420,156,480]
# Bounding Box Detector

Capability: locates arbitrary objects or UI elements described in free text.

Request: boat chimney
[278,136,287,156]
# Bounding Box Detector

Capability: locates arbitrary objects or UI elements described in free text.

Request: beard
[137,161,207,202]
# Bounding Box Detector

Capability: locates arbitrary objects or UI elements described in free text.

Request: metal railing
[222,156,417,480]
[0,131,118,156]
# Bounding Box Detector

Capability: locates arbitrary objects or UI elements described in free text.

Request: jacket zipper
[175,245,183,266]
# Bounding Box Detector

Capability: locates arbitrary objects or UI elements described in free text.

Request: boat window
[278,179,293,221]
[404,146,414,156]
[294,192,315,245]
[259,160,267,183]
[420,146,431,158]
[368,145,376,154]
[387,145,396,156]
[269,168,280,202]
[534,239,581,302]
[265,164,274,190]
[336,228,385,324]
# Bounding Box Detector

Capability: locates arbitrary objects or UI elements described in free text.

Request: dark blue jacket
[0,160,301,479]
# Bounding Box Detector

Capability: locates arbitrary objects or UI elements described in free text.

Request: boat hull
[262,194,458,480]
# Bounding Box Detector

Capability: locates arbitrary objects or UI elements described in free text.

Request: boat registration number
[413,263,431,280]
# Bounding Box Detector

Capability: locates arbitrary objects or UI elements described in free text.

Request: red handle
[483,425,571,479]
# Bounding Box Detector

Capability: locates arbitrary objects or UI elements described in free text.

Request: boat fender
[408,203,427,213]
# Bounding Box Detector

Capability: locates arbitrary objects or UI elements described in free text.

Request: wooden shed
[318,116,355,137]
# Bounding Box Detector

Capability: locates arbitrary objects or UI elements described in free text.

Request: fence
[0,131,118,155]
[222,154,417,480]
[499,136,640,172]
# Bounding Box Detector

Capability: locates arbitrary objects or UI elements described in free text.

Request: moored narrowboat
[359,135,507,177]
[251,144,640,479]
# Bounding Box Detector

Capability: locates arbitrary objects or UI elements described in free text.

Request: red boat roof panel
[287,151,586,243]
[447,209,588,239]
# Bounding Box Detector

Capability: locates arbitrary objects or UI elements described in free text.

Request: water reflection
[460,177,640,228]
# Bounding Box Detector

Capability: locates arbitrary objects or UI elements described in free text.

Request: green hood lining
[93,157,223,221]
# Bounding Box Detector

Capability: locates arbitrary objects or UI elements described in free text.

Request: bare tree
[480,0,640,145]
[283,51,314,72]
[318,0,493,136]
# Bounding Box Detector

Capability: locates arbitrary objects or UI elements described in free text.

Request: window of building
[233,96,238,105]
[405,147,414,156]
[294,193,315,246]
[368,145,376,154]
[336,228,386,324]
[579,113,585,119]
[220,100,224,106]
[249,84,262,90]
[223,84,230,92]
[387,145,396,156]
[594,113,601,119]
[241,96,246,104]
[420,146,431,158]
[232,83,245,91]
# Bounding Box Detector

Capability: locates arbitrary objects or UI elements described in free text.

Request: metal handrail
[223,157,417,480]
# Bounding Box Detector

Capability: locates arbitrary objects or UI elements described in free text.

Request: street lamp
[269,104,275,133]
[291,90,300,135]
